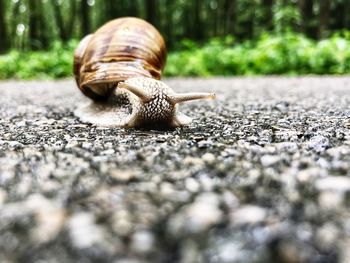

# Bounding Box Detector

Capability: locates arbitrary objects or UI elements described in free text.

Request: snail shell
[73,17,215,128]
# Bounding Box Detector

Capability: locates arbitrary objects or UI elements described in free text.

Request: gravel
[0,76,350,263]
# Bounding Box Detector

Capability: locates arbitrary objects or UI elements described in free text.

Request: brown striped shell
[74,17,167,101]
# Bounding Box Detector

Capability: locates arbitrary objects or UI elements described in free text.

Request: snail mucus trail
[73,17,215,129]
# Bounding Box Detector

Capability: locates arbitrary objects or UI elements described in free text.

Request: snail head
[117,77,215,128]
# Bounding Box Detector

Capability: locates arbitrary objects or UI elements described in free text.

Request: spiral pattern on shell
[74,17,167,101]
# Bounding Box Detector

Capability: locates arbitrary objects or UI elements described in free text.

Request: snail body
[74,17,214,128]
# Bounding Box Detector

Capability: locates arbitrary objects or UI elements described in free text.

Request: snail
[73,17,215,128]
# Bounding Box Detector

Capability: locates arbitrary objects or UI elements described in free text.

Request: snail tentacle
[116,77,214,128]
[170,92,216,104]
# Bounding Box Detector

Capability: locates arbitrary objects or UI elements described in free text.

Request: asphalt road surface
[0,77,350,263]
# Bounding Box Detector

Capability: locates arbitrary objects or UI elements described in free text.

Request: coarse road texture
[0,77,350,263]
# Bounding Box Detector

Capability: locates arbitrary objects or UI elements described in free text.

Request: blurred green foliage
[165,31,350,76]
[0,41,77,79]
[1,32,350,80]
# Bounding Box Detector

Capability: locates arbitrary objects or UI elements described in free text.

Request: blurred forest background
[0,0,350,79]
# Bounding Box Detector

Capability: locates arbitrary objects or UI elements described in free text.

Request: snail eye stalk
[170,92,216,104]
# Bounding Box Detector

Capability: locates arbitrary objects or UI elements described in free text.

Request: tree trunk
[52,2,68,42]
[28,0,49,50]
[345,0,350,29]
[182,3,191,38]
[299,0,315,38]
[164,0,174,46]
[108,0,122,20]
[329,1,349,31]
[194,0,203,40]
[0,0,9,53]
[318,0,330,38]
[28,0,39,49]
[216,0,225,37]
[239,2,254,39]
[224,0,236,35]
[81,0,90,37]
[67,1,77,39]
[262,0,273,31]
[145,0,157,26]
[213,2,218,37]
[125,0,138,17]
[10,1,21,49]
